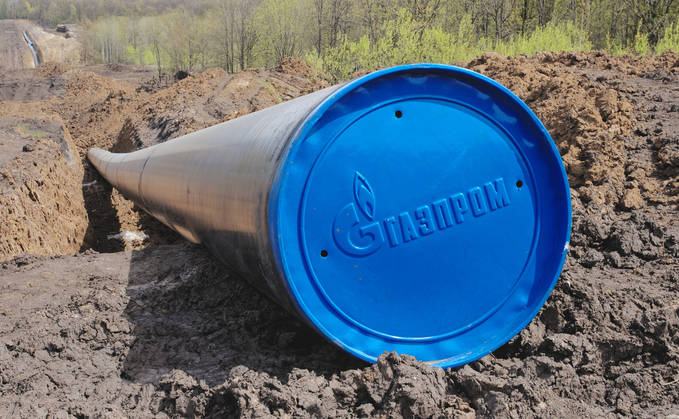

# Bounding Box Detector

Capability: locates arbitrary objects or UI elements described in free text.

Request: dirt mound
[0,116,86,261]
[0,70,66,102]
[274,56,313,78]
[465,50,679,268]
[36,61,69,77]
[2,61,324,257]
[468,52,637,209]
[62,69,133,103]
[545,49,679,76]
[26,26,80,66]
[85,63,158,85]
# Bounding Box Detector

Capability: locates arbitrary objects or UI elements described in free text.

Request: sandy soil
[0,20,36,69]
[1,52,679,417]
[25,24,80,66]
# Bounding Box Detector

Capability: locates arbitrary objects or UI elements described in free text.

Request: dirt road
[0,20,34,69]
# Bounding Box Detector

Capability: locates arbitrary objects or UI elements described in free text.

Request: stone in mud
[580,249,605,268]
[621,188,645,210]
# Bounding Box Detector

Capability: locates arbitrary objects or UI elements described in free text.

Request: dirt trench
[1,53,679,417]
[0,20,35,69]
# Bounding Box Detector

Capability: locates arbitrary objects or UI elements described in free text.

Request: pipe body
[22,30,39,67]
[89,84,344,310]
[89,64,572,367]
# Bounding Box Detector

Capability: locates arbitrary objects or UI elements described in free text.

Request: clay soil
[1,51,679,418]
[0,20,37,69]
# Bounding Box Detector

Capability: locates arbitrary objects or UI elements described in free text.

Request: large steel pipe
[88,64,571,367]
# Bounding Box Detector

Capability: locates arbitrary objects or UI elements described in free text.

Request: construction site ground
[1,21,679,418]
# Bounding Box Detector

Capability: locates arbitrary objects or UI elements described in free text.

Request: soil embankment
[25,24,80,66]
[1,53,679,417]
[0,20,35,69]
[0,20,80,70]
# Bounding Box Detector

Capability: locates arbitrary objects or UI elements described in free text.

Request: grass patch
[260,80,282,103]
[13,125,45,138]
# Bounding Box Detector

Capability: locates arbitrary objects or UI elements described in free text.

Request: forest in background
[2,0,679,79]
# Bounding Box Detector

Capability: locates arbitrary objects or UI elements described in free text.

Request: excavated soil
[1,52,679,418]
[0,20,36,69]
[25,25,80,66]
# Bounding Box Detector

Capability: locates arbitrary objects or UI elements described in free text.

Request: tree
[254,0,306,65]
[163,9,195,71]
[215,0,237,72]
[47,1,59,26]
[140,15,166,77]
[327,0,351,47]
[194,17,217,70]
[236,0,260,69]
[536,0,555,26]
[311,0,326,55]
[68,3,77,22]
[479,0,517,41]
[626,0,679,45]
[93,16,128,64]
[126,17,142,65]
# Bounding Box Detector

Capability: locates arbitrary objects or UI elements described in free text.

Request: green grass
[260,80,282,103]
[14,125,44,138]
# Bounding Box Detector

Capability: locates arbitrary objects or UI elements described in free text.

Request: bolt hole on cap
[272,64,571,368]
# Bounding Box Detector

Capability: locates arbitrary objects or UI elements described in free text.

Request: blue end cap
[271,64,571,367]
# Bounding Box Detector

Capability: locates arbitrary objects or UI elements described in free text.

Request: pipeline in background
[22,30,39,67]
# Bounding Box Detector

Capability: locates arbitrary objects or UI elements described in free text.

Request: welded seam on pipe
[137,148,158,211]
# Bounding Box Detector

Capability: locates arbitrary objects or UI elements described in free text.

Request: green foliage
[656,19,679,54]
[141,47,156,66]
[24,0,679,75]
[606,32,628,56]
[23,1,35,17]
[126,45,157,66]
[627,0,679,46]
[494,21,592,57]
[634,20,651,56]
[302,52,327,80]
[321,11,593,81]
[254,0,305,66]
[322,12,484,80]
[92,16,128,64]
[260,80,282,102]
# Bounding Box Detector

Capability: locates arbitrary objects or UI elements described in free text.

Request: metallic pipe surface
[88,64,572,367]
[22,30,39,67]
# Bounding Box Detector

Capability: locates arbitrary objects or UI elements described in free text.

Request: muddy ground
[1,51,679,418]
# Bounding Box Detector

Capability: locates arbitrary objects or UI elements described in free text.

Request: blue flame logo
[354,172,375,221]
[332,172,384,256]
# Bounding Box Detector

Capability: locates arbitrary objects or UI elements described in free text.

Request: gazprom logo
[332,172,512,256]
